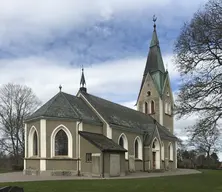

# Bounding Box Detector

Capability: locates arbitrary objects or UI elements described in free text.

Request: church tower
[136,17,174,133]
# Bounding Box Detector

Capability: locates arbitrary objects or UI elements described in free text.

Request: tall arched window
[28,126,39,157]
[151,100,155,114]
[144,102,148,114]
[168,142,173,161]
[119,137,124,148]
[55,130,68,156]
[161,142,164,161]
[118,134,128,159]
[33,131,38,156]
[135,139,139,159]
[134,137,142,160]
[168,103,171,115]
[51,125,73,158]
[165,102,168,114]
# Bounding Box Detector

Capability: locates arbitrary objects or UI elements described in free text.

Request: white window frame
[118,133,128,159]
[161,142,164,161]
[28,126,39,157]
[165,102,168,114]
[134,136,142,160]
[168,102,171,115]
[51,124,73,158]
[169,142,173,161]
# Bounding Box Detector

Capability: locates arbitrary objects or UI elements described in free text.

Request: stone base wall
[23,169,78,176]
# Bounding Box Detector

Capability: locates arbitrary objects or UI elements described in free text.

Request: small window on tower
[144,102,148,114]
[147,91,151,96]
[166,92,170,96]
[151,100,155,114]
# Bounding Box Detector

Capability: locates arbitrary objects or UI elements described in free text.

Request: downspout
[77,119,82,176]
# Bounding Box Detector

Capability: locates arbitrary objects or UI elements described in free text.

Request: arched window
[147,91,151,96]
[55,130,68,156]
[51,125,73,158]
[28,126,39,157]
[134,137,142,160]
[165,102,168,114]
[168,103,171,115]
[135,140,139,159]
[152,138,160,150]
[168,142,173,161]
[151,100,155,114]
[118,133,128,159]
[119,137,124,148]
[33,131,38,156]
[161,142,164,161]
[144,102,148,114]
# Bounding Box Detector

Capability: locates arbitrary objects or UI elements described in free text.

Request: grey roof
[79,131,127,152]
[156,122,178,141]
[81,91,177,142]
[81,91,155,132]
[26,87,177,143]
[25,92,101,123]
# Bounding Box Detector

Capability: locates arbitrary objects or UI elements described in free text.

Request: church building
[23,21,178,177]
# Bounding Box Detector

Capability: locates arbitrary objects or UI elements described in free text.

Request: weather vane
[153,15,157,28]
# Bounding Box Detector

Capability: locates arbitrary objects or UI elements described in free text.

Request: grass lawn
[0,170,222,192]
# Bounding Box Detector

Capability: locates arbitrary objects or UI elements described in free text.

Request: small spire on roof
[80,65,86,88]
[59,85,62,92]
[153,15,157,29]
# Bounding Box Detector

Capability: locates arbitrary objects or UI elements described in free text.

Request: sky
[1,0,220,159]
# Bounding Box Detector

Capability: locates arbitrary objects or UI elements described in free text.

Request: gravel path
[0,169,201,183]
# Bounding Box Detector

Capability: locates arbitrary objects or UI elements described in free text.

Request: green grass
[0,170,222,192]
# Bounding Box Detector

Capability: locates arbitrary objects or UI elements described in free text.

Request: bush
[12,164,23,171]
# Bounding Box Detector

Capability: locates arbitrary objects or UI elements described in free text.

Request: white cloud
[0,53,178,102]
[0,0,208,43]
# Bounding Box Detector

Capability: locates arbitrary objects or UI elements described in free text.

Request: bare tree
[174,0,222,135]
[0,83,41,165]
[188,124,220,157]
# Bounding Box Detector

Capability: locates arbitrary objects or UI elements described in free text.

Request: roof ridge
[61,92,81,119]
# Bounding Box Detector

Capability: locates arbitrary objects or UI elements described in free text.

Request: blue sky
[1,0,218,157]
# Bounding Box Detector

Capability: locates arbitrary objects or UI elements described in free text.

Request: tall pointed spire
[150,15,159,48]
[136,16,167,104]
[143,15,165,75]
[80,65,87,92]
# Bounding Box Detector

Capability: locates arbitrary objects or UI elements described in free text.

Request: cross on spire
[153,15,157,29]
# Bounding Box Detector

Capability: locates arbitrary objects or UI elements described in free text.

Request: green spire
[144,16,165,75]
[136,16,167,102]
[150,16,159,48]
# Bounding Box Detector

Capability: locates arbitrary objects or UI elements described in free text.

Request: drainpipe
[77,119,82,176]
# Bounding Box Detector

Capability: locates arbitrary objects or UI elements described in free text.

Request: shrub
[12,164,23,171]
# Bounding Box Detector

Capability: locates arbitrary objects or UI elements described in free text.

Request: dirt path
[0,169,201,183]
